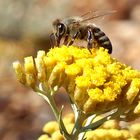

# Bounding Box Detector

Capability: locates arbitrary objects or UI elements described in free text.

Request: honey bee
[50,10,115,54]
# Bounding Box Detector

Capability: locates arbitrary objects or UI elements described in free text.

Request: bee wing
[80,10,116,22]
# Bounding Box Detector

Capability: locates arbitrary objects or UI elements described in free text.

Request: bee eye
[57,23,65,36]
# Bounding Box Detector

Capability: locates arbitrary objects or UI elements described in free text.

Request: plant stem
[81,109,121,132]
[71,111,86,140]
[78,114,96,140]
[69,95,87,140]
[35,86,70,139]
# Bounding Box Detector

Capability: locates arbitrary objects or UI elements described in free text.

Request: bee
[50,10,115,54]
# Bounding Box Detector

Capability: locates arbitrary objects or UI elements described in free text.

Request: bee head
[53,19,66,37]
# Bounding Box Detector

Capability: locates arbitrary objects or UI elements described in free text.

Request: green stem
[78,114,96,140]
[35,86,70,139]
[68,95,87,140]
[71,111,86,140]
[35,87,59,119]
[81,109,121,132]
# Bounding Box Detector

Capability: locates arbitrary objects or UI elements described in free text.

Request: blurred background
[0,0,140,139]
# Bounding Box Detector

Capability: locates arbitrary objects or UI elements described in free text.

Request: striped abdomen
[93,27,112,54]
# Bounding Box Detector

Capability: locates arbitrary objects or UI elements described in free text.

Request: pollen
[88,88,104,102]
[75,76,91,88]
[65,63,82,76]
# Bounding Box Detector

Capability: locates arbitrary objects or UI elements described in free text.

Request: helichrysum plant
[13,45,140,140]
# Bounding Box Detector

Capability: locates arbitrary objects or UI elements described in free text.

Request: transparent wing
[80,10,116,22]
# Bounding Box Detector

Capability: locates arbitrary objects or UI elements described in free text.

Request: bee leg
[87,28,94,53]
[63,34,69,45]
[56,35,64,47]
[55,35,62,46]
[67,31,79,46]
[56,38,60,46]
[50,33,54,47]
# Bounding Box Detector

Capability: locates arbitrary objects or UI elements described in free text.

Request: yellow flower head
[13,45,140,115]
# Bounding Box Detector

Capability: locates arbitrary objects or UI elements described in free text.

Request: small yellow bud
[35,57,46,82]
[134,101,140,114]
[83,98,97,113]
[48,62,66,89]
[102,120,120,129]
[38,134,51,140]
[88,88,104,102]
[94,47,111,65]
[90,66,108,86]
[13,61,26,84]
[129,123,140,139]
[126,79,140,104]
[85,129,130,140]
[74,86,88,102]
[127,138,138,140]
[35,51,46,82]
[75,76,91,88]
[123,67,140,81]
[107,62,121,74]
[121,130,131,139]
[52,130,64,140]
[24,56,36,74]
[47,46,73,63]
[63,113,75,125]
[43,57,56,81]
[37,50,45,58]
[24,56,36,88]
[43,121,59,134]
[44,57,56,67]
[67,78,75,96]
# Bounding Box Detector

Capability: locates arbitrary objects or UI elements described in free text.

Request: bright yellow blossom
[65,63,82,76]
[13,45,140,115]
[75,76,91,88]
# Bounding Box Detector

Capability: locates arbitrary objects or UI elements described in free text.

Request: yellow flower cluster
[13,45,140,114]
[38,113,140,140]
